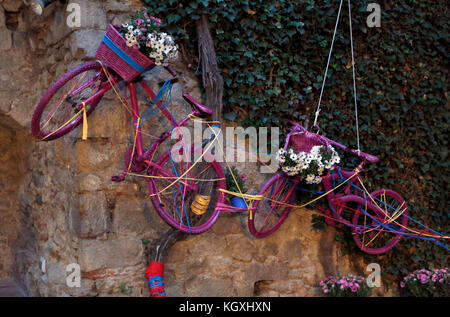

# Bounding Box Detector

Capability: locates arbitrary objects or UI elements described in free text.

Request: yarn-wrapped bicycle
[31,58,231,234]
[248,122,409,255]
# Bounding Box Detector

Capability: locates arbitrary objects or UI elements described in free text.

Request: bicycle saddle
[183,94,213,116]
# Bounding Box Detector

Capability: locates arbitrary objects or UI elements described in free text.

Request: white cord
[313,0,344,128]
[348,0,361,154]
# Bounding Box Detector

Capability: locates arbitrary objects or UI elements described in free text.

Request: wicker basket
[95,24,155,82]
[288,131,329,153]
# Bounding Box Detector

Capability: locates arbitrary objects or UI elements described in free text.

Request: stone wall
[0,0,392,297]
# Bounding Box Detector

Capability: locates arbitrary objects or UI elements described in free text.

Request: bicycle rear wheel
[31,61,105,141]
[248,173,297,238]
[350,189,408,255]
[148,146,226,234]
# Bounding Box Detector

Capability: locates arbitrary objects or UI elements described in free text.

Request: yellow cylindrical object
[191,194,211,215]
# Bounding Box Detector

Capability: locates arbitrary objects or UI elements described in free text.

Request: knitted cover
[145,261,166,297]
[95,24,155,82]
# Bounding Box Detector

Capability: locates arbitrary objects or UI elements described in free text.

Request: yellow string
[356,177,449,239]
[41,108,84,141]
[127,117,140,174]
[201,121,253,218]
[97,60,133,115]
[189,114,222,124]
[148,128,222,197]
[219,167,360,210]
[82,102,88,140]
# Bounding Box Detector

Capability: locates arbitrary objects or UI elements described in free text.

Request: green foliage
[142,0,449,279]
[225,166,246,193]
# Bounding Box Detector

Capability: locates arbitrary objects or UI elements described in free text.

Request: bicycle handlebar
[287,121,379,164]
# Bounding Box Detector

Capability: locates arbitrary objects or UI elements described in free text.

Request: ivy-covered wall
[142,0,449,278]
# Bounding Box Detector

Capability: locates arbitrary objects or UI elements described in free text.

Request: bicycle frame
[76,69,203,189]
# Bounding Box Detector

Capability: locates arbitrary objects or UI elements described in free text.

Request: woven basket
[288,131,328,153]
[95,24,155,82]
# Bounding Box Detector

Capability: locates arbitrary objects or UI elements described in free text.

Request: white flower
[290,153,298,161]
[311,145,322,155]
[126,38,137,47]
[305,174,315,184]
[314,176,322,184]
[332,156,340,164]
[304,155,312,164]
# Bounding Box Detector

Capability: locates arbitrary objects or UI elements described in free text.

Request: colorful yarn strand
[145,261,166,297]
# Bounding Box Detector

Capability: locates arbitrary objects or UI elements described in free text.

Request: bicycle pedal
[111,174,126,182]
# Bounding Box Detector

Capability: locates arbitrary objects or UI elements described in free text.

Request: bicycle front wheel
[248,173,297,238]
[148,146,226,234]
[350,189,408,255]
[31,61,105,141]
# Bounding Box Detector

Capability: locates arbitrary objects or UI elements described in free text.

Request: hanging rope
[347,0,361,153]
[313,0,344,128]
[312,0,361,153]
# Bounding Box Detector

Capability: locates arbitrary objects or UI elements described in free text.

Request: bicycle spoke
[39,68,102,136]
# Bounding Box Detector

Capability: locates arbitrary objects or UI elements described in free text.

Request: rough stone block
[75,140,118,171]
[69,29,104,58]
[184,275,234,297]
[79,192,110,238]
[113,195,155,236]
[79,237,143,272]
[77,173,103,192]
[76,1,107,30]
[1,0,23,12]
[44,10,72,45]
[104,0,142,13]
[0,7,12,51]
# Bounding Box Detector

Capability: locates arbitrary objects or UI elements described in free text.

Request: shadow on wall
[0,114,34,296]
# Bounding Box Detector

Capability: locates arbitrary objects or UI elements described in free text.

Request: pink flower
[241,174,247,181]
[134,18,144,27]
[324,289,329,294]
[150,16,162,26]
[400,282,405,288]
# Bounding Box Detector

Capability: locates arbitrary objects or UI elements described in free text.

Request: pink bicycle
[248,122,409,255]
[31,60,231,234]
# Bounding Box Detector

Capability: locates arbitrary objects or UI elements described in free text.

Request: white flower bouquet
[119,10,178,66]
[276,145,340,184]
